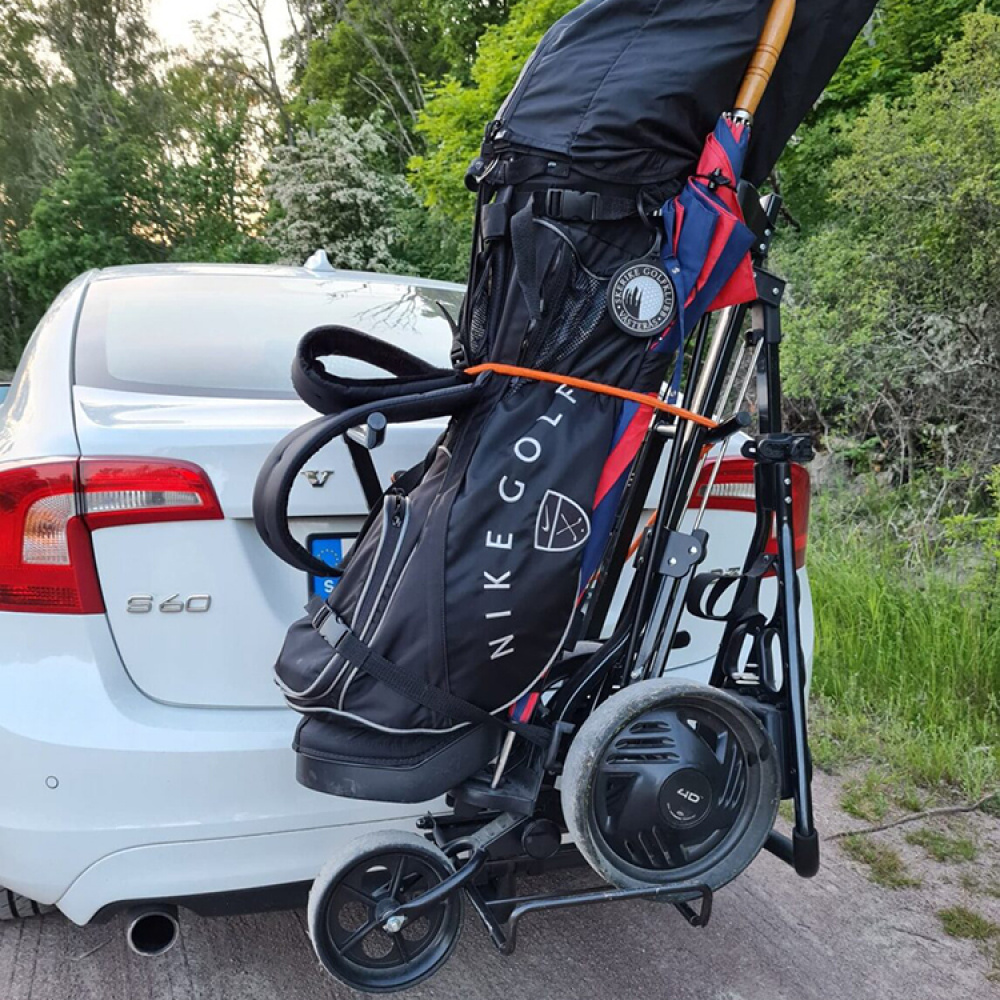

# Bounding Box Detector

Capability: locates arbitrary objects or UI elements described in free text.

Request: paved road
[2,773,996,1000]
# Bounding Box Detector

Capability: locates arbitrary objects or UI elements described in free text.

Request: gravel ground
[2,771,997,1000]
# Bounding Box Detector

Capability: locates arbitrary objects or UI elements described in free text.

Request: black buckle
[537,189,600,222]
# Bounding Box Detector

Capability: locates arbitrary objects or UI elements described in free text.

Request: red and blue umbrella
[579,115,759,595]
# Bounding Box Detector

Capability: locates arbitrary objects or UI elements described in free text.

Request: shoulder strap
[293,325,462,415]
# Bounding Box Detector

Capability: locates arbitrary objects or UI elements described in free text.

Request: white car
[0,258,813,932]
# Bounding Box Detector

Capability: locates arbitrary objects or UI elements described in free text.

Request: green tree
[159,58,276,263]
[780,12,1000,497]
[292,0,509,162]
[410,0,576,222]
[779,0,1000,228]
[266,111,411,270]
[0,0,277,363]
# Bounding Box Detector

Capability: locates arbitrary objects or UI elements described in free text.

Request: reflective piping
[337,666,358,711]
[276,650,346,700]
[350,501,392,635]
[297,575,582,736]
[339,497,411,711]
[358,497,410,642]
[278,656,352,706]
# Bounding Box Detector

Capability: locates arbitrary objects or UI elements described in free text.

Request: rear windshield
[74,272,463,398]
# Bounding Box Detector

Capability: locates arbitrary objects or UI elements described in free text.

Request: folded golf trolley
[252,0,875,991]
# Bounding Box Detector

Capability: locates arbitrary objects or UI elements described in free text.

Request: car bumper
[0,613,430,923]
[0,576,814,925]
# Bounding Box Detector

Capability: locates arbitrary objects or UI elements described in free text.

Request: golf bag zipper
[355,490,410,643]
[336,490,412,709]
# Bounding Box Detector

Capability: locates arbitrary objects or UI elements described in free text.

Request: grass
[938,905,1000,941]
[840,835,920,889]
[840,770,891,823]
[807,507,1000,800]
[904,826,978,863]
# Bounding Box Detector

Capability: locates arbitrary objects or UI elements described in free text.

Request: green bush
[780,13,1000,502]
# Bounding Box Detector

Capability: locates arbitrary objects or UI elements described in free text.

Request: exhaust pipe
[125,904,179,957]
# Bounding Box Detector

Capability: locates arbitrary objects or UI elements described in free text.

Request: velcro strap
[308,600,547,745]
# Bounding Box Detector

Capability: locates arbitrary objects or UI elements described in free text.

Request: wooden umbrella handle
[734,0,797,119]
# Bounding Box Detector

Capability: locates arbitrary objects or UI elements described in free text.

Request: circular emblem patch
[607,259,676,337]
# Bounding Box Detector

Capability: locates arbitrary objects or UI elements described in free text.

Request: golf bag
[255,0,876,792]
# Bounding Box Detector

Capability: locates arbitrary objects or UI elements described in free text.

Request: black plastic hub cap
[658,768,714,828]
[592,704,752,878]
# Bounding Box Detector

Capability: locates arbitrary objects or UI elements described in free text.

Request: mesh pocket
[529,263,607,371]
[466,248,496,362]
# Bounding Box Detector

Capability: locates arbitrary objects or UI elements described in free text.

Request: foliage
[807,492,1000,800]
[292,0,509,162]
[0,0,276,364]
[159,57,276,264]
[266,112,412,270]
[410,0,576,221]
[779,13,1000,499]
[778,0,1000,228]
[10,145,158,311]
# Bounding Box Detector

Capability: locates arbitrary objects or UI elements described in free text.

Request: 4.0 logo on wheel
[607,258,677,337]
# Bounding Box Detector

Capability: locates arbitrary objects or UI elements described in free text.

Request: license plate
[308,535,353,598]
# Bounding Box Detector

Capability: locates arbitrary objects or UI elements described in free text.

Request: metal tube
[689,307,735,417]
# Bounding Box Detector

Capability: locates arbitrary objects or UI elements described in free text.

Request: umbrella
[579,113,760,592]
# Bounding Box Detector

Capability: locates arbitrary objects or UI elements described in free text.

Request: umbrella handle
[733,0,797,121]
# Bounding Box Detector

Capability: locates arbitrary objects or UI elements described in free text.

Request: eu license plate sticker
[309,536,348,598]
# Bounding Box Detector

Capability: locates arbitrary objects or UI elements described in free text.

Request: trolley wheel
[307,830,463,993]
[562,679,780,898]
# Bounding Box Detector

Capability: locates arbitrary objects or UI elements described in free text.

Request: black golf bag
[255,0,875,800]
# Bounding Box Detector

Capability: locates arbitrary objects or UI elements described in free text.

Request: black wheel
[0,888,53,920]
[562,679,780,897]
[307,831,463,993]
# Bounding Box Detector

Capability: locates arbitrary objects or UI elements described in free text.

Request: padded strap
[310,600,548,745]
[293,325,463,415]
[510,201,542,325]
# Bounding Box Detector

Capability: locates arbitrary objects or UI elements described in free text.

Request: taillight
[0,458,222,614]
[690,457,810,569]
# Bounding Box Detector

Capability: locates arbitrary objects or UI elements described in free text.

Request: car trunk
[70,267,462,709]
[73,386,448,707]
[69,268,789,710]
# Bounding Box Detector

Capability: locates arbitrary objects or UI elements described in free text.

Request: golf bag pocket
[273,369,625,734]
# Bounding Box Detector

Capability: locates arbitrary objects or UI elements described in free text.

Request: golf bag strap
[465,363,718,429]
[254,378,483,576]
[294,324,462,415]
[309,600,548,746]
